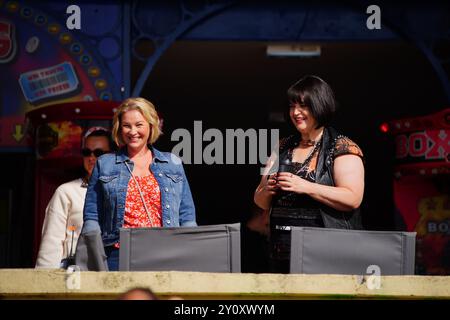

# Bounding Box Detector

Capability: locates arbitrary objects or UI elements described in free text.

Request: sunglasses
[81,148,108,158]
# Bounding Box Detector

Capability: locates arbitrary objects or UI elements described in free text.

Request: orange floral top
[114,173,162,248]
[124,173,162,228]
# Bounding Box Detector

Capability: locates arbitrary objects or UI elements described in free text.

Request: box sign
[395,129,449,163]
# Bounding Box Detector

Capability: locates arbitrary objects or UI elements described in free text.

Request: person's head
[112,97,161,151]
[287,75,336,132]
[118,287,158,300]
[82,127,112,177]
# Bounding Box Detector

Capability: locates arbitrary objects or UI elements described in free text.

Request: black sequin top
[272,134,364,209]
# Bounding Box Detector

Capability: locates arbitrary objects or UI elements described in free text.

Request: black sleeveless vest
[275,127,363,230]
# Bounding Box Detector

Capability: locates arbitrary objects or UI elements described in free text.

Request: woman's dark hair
[287,75,337,128]
[84,128,116,152]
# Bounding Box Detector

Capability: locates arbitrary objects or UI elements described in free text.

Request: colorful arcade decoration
[386,108,450,275]
[0,1,122,151]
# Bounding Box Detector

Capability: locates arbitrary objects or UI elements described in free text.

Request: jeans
[105,246,119,271]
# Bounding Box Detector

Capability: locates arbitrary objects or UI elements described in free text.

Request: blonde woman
[82,97,196,270]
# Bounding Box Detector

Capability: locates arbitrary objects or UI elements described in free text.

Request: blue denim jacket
[83,145,197,246]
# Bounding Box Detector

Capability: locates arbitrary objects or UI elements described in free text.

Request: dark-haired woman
[254,75,365,273]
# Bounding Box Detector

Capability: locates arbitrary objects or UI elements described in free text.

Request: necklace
[299,139,316,147]
[294,141,321,175]
[299,130,324,147]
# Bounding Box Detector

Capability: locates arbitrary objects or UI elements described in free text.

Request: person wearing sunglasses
[35,128,113,268]
[82,97,197,271]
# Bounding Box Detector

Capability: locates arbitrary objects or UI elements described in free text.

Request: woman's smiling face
[289,102,317,133]
[120,109,151,151]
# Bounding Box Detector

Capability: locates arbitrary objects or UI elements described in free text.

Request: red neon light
[380,122,389,133]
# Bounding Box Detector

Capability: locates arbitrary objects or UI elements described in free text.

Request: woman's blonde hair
[112,97,161,147]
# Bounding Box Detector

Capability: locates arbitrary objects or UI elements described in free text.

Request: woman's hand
[254,173,278,210]
[263,174,279,195]
[276,172,312,195]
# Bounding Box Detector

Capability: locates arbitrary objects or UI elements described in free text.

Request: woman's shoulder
[56,178,83,190]
[98,152,116,161]
[152,146,184,166]
[333,135,364,159]
[96,152,118,167]
[53,178,84,198]
[164,152,184,166]
[92,153,122,177]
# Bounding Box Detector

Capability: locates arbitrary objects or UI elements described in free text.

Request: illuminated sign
[18,62,80,104]
[395,129,449,163]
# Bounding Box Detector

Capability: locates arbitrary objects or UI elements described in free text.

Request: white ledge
[0,269,449,299]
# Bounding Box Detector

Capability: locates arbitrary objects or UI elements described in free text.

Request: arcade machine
[26,101,118,262]
[383,108,450,275]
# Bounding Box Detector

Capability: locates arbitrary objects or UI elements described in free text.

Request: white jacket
[35,178,86,268]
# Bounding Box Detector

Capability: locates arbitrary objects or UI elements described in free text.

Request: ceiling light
[266,44,321,58]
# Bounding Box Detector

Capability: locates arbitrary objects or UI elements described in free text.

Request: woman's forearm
[254,183,272,210]
[306,182,362,212]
